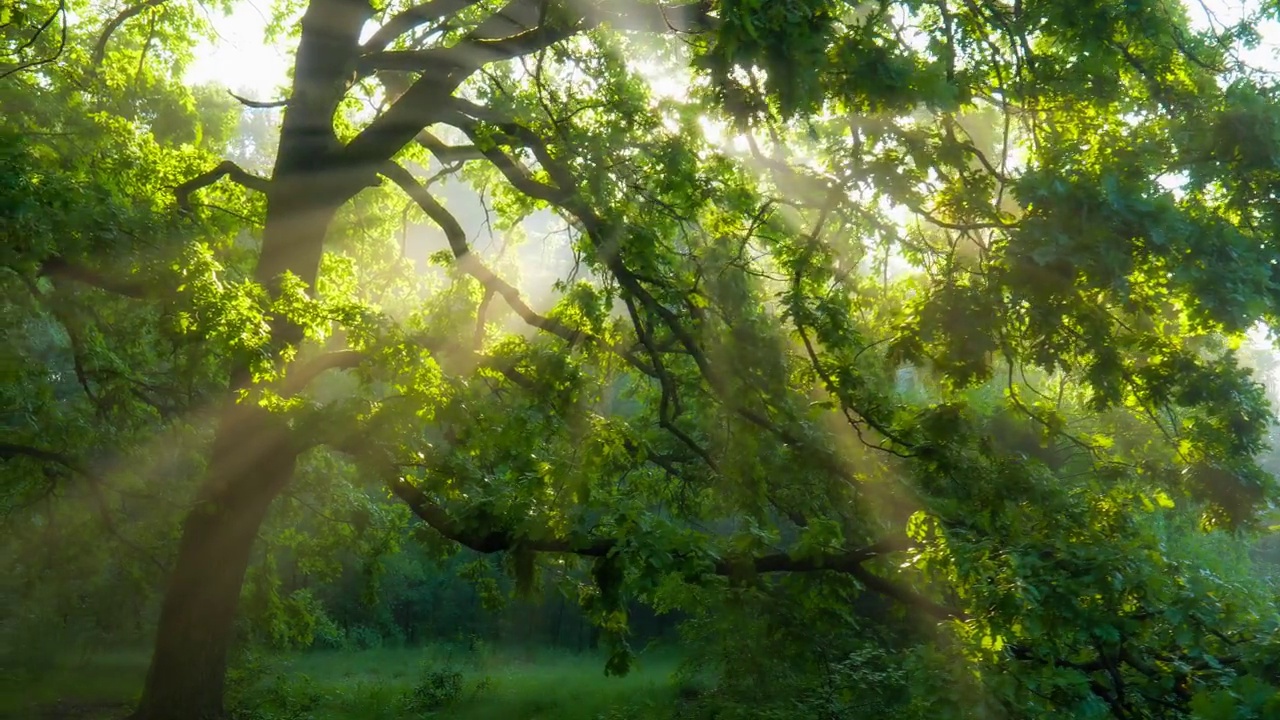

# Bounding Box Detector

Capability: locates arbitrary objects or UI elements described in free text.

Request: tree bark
[130,2,374,716]
[132,169,349,719]
[130,404,301,720]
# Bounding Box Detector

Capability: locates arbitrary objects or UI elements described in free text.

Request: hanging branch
[2,0,60,57]
[381,160,646,368]
[437,100,886,484]
[278,350,364,397]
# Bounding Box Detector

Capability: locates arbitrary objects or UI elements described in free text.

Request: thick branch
[416,131,486,162]
[38,257,151,299]
[0,443,76,466]
[336,427,933,618]
[279,350,363,397]
[389,475,615,554]
[174,160,271,211]
[344,0,712,175]
[361,21,578,74]
[272,0,374,184]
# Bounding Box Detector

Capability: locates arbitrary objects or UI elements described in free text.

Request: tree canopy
[4,0,1280,718]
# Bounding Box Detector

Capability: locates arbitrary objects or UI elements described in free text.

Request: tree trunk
[130,405,301,720]
[130,2,396,715]
[131,170,349,717]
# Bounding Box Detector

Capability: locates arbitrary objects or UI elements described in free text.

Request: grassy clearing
[0,645,685,719]
[240,646,683,720]
[0,648,147,719]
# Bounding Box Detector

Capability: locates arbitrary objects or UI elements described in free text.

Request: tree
[6,0,1280,719]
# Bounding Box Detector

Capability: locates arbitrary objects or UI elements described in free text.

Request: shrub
[402,663,465,715]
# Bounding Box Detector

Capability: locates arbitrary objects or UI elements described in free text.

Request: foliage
[401,662,466,715]
[6,0,1280,718]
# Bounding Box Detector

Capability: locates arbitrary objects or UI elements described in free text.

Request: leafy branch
[381,464,956,620]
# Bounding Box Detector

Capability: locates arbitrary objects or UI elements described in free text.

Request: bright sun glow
[186,1,292,95]
[186,1,1280,113]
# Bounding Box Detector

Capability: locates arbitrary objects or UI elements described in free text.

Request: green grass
[0,644,686,720]
[241,645,683,720]
[0,647,148,719]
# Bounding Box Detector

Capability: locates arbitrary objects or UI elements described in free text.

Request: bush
[402,663,465,715]
[229,668,328,720]
[310,622,348,651]
[346,625,386,650]
[225,649,270,713]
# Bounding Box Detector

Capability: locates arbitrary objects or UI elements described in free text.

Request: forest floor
[0,645,687,719]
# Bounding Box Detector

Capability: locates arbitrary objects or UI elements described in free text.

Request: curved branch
[229,91,288,109]
[174,160,271,211]
[359,20,580,75]
[444,101,714,377]
[389,160,718,468]
[381,161,615,354]
[416,130,486,162]
[0,443,75,465]
[3,0,60,57]
[362,0,482,52]
[442,101,881,484]
[91,0,168,66]
[279,350,363,397]
[344,0,713,173]
[439,102,571,201]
